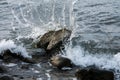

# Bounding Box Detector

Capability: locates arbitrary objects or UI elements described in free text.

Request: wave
[0,39,31,58]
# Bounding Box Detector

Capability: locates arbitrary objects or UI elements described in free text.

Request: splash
[9,0,77,40]
[0,39,31,58]
[64,44,120,79]
[64,44,120,71]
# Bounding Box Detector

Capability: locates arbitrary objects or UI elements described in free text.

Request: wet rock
[22,58,36,64]
[0,49,35,63]
[0,49,17,63]
[50,55,73,70]
[34,28,71,55]
[0,76,14,80]
[36,31,55,49]
[75,68,114,80]
[47,28,71,50]
[0,65,7,73]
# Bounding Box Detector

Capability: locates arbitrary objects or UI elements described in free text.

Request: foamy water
[3,63,17,67]
[65,45,120,70]
[0,39,31,58]
[64,44,120,79]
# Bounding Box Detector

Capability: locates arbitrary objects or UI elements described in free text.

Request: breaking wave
[0,39,31,58]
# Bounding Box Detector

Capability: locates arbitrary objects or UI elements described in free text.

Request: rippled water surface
[73,0,120,49]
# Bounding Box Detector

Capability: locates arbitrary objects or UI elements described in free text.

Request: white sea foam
[65,45,120,70]
[34,70,40,73]
[36,78,42,80]
[16,23,61,40]
[27,26,47,39]
[0,39,31,58]
[45,73,51,80]
[36,64,41,68]
[3,63,17,67]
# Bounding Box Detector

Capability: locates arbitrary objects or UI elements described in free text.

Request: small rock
[75,68,114,80]
[50,55,73,69]
[0,76,14,80]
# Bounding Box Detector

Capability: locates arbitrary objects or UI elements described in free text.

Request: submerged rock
[34,28,71,55]
[75,68,114,80]
[50,55,73,69]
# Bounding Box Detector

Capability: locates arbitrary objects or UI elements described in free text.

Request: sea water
[0,0,120,79]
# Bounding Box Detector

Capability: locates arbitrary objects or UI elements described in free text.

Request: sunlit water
[0,0,120,79]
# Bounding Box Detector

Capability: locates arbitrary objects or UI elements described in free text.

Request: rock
[35,28,71,55]
[75,68,114,80]
[36,31,55,49]
[22,58,36,64]
[0,65,7,73]
[47,28,71,50]
[50,55,73,69]
[0,49,35,63]
[0,49,17,63]
[0,76,14,80]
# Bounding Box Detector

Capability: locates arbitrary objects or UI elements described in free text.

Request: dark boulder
[75,68,114,80]
[0,49,35,63]
[50,55,73,70]
[0,49,18,63]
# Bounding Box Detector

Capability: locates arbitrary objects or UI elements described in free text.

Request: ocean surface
[0,0,120,79]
